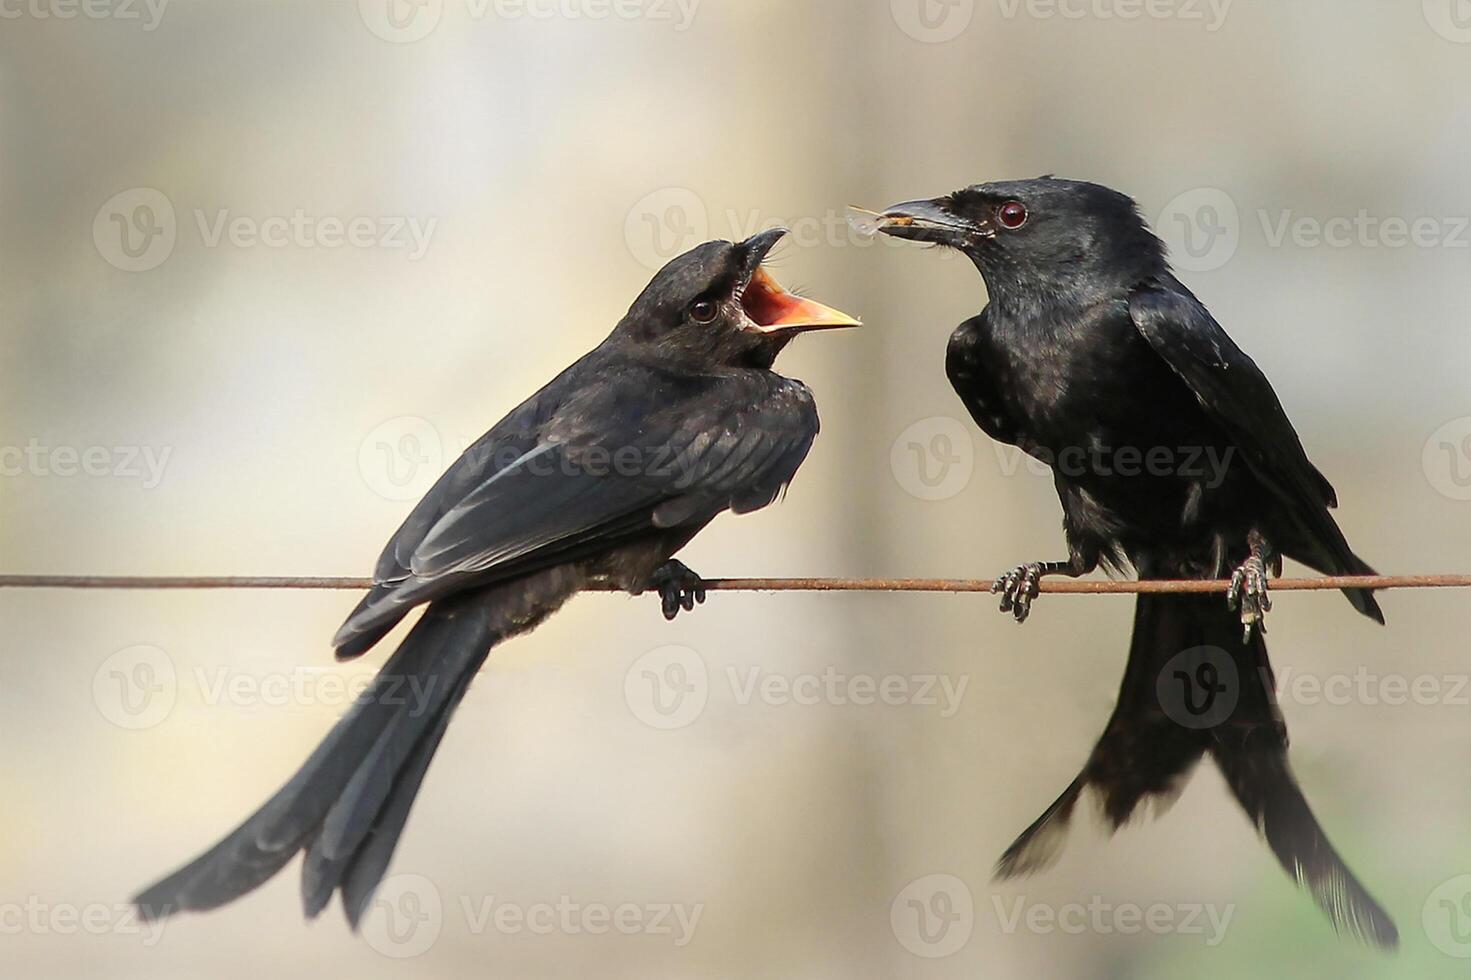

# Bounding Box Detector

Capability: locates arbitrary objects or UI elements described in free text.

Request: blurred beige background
[3,1,1471,977]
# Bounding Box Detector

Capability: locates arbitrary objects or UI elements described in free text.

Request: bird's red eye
[997,201,1028,229]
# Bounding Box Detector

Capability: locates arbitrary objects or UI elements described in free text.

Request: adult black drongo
[133,228,859,927]
[876,178,1394,946]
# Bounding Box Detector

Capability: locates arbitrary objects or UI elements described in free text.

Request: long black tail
[134,568,579,928]
[994,591,1398,948]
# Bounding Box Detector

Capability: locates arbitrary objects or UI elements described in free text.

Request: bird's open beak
[872,198,991,245]
[737,228,861,335]
[740,266,861,334]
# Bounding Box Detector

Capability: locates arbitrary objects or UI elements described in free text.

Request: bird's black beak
[736,229,861,335]
[874,198,991,246]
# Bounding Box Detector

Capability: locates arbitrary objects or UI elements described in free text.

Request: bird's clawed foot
[649,560,706,621]
[992,563,1047,623]
[1227,554,1272,642]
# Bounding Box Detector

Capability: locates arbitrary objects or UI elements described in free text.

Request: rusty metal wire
[0,573,1467,594]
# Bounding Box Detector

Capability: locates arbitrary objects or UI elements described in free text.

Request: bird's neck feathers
[969,226,1169,321]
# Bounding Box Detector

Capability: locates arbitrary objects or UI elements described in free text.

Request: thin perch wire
[0,573,1466,594]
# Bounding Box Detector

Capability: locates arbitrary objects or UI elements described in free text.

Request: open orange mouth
[739,267,861,334]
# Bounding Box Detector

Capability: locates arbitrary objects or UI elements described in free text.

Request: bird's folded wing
[335,372,817,648]
[1127,278,1339,515]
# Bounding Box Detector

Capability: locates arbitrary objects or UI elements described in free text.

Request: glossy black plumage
[134,228,855,928]
[880,178,1394,946]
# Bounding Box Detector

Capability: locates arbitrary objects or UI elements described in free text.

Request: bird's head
[617,228,860,368]
[875,177,1168,303]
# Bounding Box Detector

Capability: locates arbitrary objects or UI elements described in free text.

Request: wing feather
[333,364,817,654]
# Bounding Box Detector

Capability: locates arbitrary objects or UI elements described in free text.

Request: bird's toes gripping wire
[650,560,707,621]
[992,563,1046,624]
[1227,553,1273,642]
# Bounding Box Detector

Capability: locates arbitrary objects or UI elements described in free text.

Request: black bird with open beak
[134,228,858,927]
[873,179,1395,947]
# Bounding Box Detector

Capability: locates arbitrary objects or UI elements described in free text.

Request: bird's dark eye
[997,201,1028,230]
[689,299,719,323]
